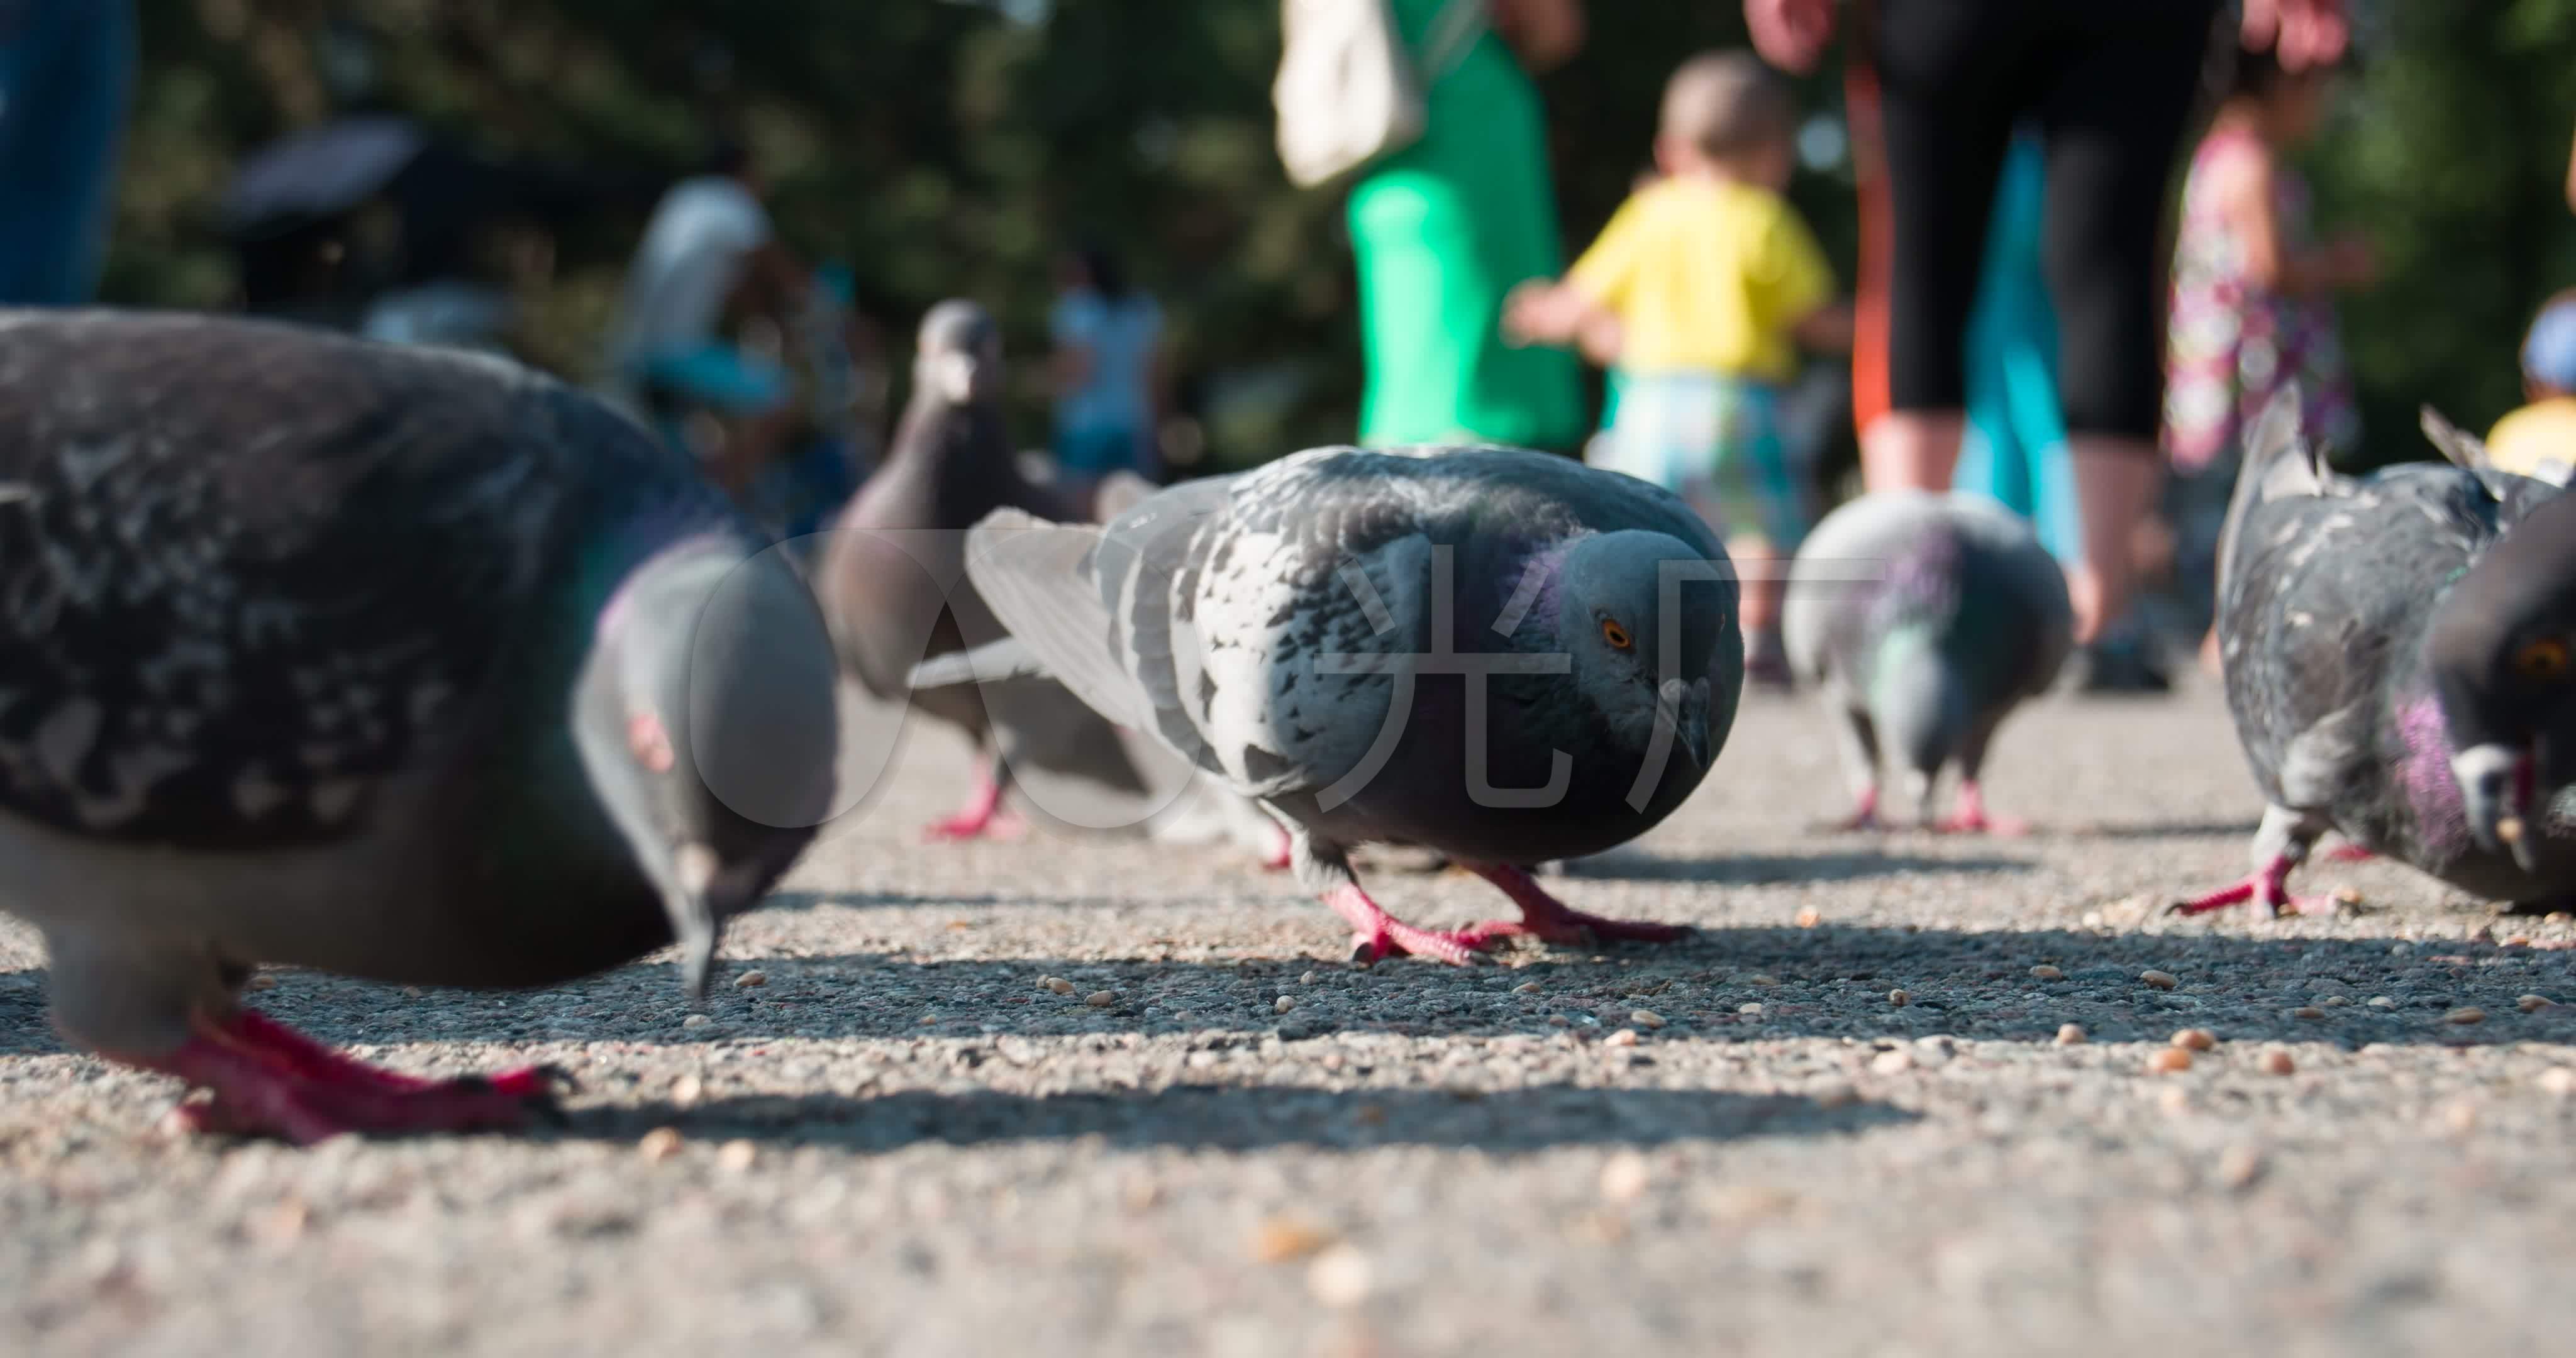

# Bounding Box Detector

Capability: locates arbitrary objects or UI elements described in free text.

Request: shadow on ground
[1553,850,2033,883]
[564,1084,1915,1152]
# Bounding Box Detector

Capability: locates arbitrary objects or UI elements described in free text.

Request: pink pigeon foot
[921,776,1024,842]
[2170,854,2346,918]
[1933,781,2031,836]
[2324,844,2375,863]
[1821,787,1884,833]
[138,1009,567,1145]
[1452,863,1694,948]
[1260,822,1294,873]
[1323,883,1491,966]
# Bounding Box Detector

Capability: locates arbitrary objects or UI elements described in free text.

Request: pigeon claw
[2170,857,2350,919]
[146,1008,569,1145]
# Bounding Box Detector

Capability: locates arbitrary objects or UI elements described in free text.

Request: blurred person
[1506,52,1850,688]
[604,137,809,497]
[1049,242,1166,517]
[1349,0,1589,455]
[2484,291,2576,487]
[0,0,135,305]
[1743,0,2350,654]
[2163,36,2372,672]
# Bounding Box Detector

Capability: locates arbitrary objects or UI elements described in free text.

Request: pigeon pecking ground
[7,682,2576,1356]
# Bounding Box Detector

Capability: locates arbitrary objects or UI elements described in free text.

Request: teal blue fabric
[1952,132,2080,566]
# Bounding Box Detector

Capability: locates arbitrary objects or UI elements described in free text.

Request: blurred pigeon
[919,444,1740,964]
[819,301,1083,841]
[1783,489,2073,832]
[2183,385,2576,916]
[0,311,838,1142]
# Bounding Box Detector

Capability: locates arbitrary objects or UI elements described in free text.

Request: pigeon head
[577,538,840,1000]
[913,299,1003,406]
[2428,492,2576,871]
[1553,529,1738,776]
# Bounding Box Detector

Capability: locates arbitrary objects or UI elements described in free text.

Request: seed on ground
[1870,1049,1914,1075]
[245,974,278,992]
[2029,965,2065,981]
[1249,1218,1335,1264]
[2445,1006,2487,1025]
[1047,977,1076,995]
[2366,996,2396,1009]
[1603,1028,1640,1048]
[1035,976,1061,993]
[2218,1145,2265,1190]
[1746,973,1783,987]
[636,1127,683,1162]
[1631,1008,1666,1029]
[670,1074,704,1107]
[1086,990,1119,1008]
[680,1014,711,1030]
[1598,1151,1650,1204]
[2171,1029,2217,1052]
[2260,1049,2296,1076]
[1514,982,1543,995]
[2291,1007,2325,1021]
[2054,1024,2087,1046]
[733,970,767,988]
[2442,1101,2480,1134]
[1794,907,1822,929]
[716,1140,757,1173]
[1274,995,1297,1015]
[2519,994,2558,1013]
[2538,1068,2576,1096]
[2148,1048,2194,1074]
[1300,971,1319,985]
[1888,990,1910,1007]
[1738,1002,1765,1015]
[1306,1245,1373,1308]
[2140,970,2178,990]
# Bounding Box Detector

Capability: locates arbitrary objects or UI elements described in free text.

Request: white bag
[1272,0,1487,189]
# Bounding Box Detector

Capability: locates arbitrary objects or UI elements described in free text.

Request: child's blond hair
[1662,51,1794,163]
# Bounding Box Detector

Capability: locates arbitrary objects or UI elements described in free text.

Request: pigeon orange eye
[2516,638,2570,680]
[1601,619,1633,651]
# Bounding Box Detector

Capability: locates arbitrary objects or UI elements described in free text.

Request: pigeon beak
[1655,678,1712,775]
[2453,742,2542,873]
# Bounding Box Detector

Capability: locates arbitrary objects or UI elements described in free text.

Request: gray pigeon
[919,444,1740,964]
[0,311,838,1142]
[2184,385,2576,916]
[820,309,1285,861]
[1782,489,2073,832]
[819,300,1092,841]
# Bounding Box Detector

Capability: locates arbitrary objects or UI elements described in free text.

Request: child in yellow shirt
[2487,291,2576,487]
[1506,51,1848,684]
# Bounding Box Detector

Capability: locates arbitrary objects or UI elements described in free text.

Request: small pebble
[2519,994,2558,1013]
[1274,995,1297,1015]
[2218,1145,2265,1190]
[2442,1101,2480,1135]
[1794,907,1822,929]
[1034,976,1060,993]
[1598,1151,1650,1204]
[2536,1068,2576,1096]
[2320,995,2350,1007]
[636,1128,683,1162]
[1603,1028,1640,1048]
[716,1140,757,1173]
[680,1014,711,1030]
[1887,990,1909,1008]
[670,1074,704,1107]
[2291,1007,2325,1021]
[2148,1048,2193,1074]
[733,970,767,989]
[1086,991,1119,1008]
[1630,1008,1666,1029]
[2053,1024,2087,1046]
[917,1015,937,1027]
[2366,996,2396,1009]
[1249,1218,1335,1264]
[2260,1049,2296,1076]
[2029,965,2064,981]
[245,974,278,992]
[1737,1002,1764,1016]
[1514,982,1543,995]
[2445,1006,2487,1025]
[1307,1245,1373,1308]
[1301,971,1320,986]
[1745,973,1783,988]
[1047,977,1077,996]
[2140,970,2178,991]
[1870,1049,1914,1075]
[2158,1086,2193,1114]
[2170,1029,2217,1052]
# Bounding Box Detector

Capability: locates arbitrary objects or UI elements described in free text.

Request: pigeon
[818,300,1086,841]
[1782,489,2074,832]
[820,307,1288,863]
[0,310,839,1142]
[916,443,1740,964]
[2181,385,2576,916]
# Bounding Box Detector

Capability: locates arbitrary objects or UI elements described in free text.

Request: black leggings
[1872,0,2221,443]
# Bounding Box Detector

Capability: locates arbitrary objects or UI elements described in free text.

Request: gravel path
[8,683,2576,1357]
